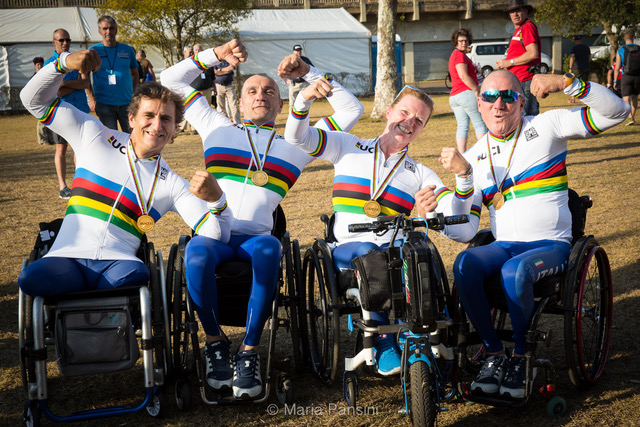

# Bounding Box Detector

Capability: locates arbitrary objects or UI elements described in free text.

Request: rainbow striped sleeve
[434,186,453,203]
[455,186,473,200]
[320,116,342,131]
[291,105,309,120]
[184,90,203,111]
[308,128,327,157]
[38,98,61,125]
[53,58,66,74]
[191,53,208,70]
[470,204,481,219]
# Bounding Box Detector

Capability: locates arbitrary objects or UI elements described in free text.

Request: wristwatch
[510,59,514,66]
[563,72,575,89]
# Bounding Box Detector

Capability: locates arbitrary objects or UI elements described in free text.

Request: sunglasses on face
[480,89,522,103]
[55,38,71,43]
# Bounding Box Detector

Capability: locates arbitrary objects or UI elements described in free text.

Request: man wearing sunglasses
[452,70,630,400]
[43,28,92,199]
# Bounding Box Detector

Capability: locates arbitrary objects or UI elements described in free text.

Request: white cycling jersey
[285,96,475,245]
[160,49,364,236]
[461,79,629,243]
[20,53,231,262]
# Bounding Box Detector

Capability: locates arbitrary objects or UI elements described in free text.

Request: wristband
[458,163,473,178]
[563,72,575,89]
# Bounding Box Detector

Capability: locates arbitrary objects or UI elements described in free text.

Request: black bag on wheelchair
[402,237,437,331]
[55,296,140,376]
[352,250,392,312]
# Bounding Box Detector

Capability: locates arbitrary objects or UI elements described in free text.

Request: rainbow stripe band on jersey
[308,128,327,157]
[332,175,415,217]
[38,98,61,125]
[191,53,208,70]
[184,90,204,111]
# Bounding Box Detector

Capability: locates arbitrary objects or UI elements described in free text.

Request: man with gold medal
[18,49,232,299]
[284,81,475,376]
[160,41,364,399]
[452,70,629,399]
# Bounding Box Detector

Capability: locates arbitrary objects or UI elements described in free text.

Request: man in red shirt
[495,0,541,116]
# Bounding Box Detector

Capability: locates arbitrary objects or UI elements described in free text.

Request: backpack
[623,44,640,76]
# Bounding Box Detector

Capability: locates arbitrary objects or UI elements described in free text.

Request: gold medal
[137,214,155,232]
[251,170,269,187]
[363,200,381,218]
[492,192,505,210]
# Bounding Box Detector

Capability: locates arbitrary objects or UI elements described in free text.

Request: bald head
[477,70,525,136]
[239,74,283,126]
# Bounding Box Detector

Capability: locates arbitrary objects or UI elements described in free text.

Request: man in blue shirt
[44,28,91,199]
[89,15,138,132]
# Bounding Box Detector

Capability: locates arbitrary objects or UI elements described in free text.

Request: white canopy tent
[233,8,372,97]
[0,7,103,111]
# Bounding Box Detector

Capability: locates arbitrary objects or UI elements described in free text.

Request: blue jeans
[453,240,571,355]
[95,102,131,133]
[449,89,487,139]
[521,78,539,116]
[18,257,149,297]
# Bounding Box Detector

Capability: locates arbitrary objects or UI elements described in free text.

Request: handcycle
[304,211,468,426]
[18,219,172,425]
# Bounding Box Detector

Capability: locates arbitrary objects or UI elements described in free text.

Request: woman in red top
[448,28,487,152]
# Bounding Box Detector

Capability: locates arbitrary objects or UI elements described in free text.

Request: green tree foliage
[536,0,640,59]
[98,0,250,65]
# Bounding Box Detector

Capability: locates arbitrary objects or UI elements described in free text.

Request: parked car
[589,31,640,60]
[467,41,551,77]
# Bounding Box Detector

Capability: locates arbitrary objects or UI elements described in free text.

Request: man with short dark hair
[287,44,314,106]
[567,35,591,104]
[19,48,231,298]
[89,15,139,132]
[44,28,92,199]
[613,29,639,125]
[453,70,629,399]
[495,0,541,116]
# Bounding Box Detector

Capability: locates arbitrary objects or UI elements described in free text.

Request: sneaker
[397,328,419,353]
[59,187,71,199]
[204,340,233,391]
[373,334,401,376]
[470,353,508,394]
[626,120,636,126]
[233,350,262,399]
[500,357,536,399]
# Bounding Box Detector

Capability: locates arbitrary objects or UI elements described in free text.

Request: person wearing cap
[494,0,541,116]
[288,44,314,107]
[567,35,591,103]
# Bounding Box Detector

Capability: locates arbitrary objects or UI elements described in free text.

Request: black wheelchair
[18,219,172,425]
[166,205,306,408]
[303,211,468,426]
[453,189,613,418]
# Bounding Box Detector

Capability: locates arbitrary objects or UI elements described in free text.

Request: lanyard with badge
[363,138,407,218]
[245,127,276,187]
[486,122,521,210]
[127,141,161,232]
[105,43,119,85]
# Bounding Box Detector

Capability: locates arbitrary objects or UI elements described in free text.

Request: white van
[589,30,640,60]
[468,41,552,77]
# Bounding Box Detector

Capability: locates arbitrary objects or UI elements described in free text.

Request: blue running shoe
[373,334,401,376]
[204,340,233,391]
[233,350,262,399]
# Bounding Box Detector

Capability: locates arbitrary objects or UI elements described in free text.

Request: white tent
[0,7,103,110]
[234,8,371,97]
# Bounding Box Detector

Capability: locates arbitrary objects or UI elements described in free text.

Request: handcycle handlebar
[348,213,469,234]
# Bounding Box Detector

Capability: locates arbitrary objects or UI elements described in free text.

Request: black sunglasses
[55,38,71,43]
[480,89,522,103]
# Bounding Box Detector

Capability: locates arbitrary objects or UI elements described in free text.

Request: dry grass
[1,92,639,426]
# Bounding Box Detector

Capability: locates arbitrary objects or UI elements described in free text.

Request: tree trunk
[602,22,618,62]
[371,0,398,119]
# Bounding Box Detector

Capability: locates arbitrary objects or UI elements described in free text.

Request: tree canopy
[536,0,640,58]
[98,0,250,65]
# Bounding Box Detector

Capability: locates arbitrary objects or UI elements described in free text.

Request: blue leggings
[184,234,281,347]
[18,257,149,297]
[453,240,571,355]
[333,241,392,325]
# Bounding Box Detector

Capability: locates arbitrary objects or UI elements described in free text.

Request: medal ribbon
[126,140,161,216]
[370,138,407,201]
[245,127,276,174]
[486,121,522,198]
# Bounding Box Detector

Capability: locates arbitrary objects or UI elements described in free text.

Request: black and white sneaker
[204,340,233,391]
[470,353,508,394]
[233,350,262,399]
[500,357,535,399]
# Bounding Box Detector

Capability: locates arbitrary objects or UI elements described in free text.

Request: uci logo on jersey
[108,136,126,155]
[355,141,374,153]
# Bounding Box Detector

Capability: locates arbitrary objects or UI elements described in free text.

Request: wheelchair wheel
[24,401,41,427]
[147,242,171,379]
[167,238,193,383]
[146,387,167,418]
[19,251,39,394]
[293,239,310,366]
[410,360,436,427]
[563,236,613,388]
[304,240,340,384]
[282,238,304,371]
